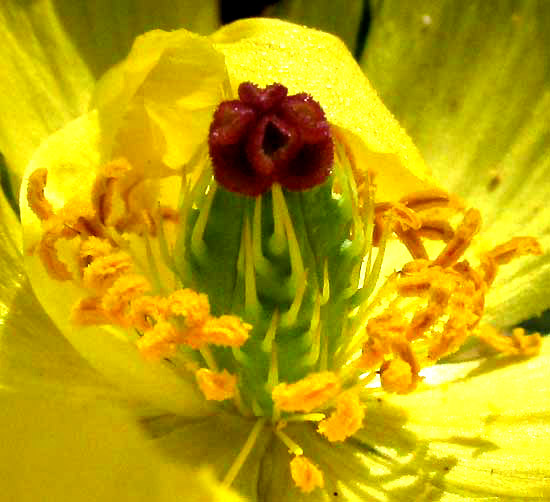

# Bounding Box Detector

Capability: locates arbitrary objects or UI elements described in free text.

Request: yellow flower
[1,2,550,501]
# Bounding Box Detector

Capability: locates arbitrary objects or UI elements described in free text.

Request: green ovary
[175,146,371,417]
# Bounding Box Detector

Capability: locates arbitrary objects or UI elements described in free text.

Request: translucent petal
[0,391,242,502]
[0,1,219,191]
[363,0,550,325]
[211,18,435,201]
[93,28,228,169]
[20,111,212,417]
[0,191,115,401]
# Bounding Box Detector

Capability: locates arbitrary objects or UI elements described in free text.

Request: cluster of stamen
[27,160,251,402]
[26,81,543,495]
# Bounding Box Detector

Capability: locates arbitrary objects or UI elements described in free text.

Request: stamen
[317,391,365,442]
[272,372,340,412]
[400,188,454,212]
[165,289,210,328]
[137,321,180,360]
[27,168,54,221]
[71,297,110,325]
[380,357,414,394]
[290,455,324,493]
[102,274,151,325]
[488,236,542,265]
[129,295,166,332]
[38,227,75,280]
[274,428,303,456]
[477,325,541,356]
[417,219,454,242]
[195,368,237,401]
[222,418,266,488]
[82,251,134,292]
[79,237,114,268]
[395,227,428,260]
[198,315,252,347]
[433,209,481,267]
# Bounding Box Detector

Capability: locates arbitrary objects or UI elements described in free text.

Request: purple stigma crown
[208,82,334,196]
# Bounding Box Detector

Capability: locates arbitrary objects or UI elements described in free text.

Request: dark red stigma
[208,82,334,196]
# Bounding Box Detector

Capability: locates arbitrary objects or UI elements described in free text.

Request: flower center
[25,82,543,494]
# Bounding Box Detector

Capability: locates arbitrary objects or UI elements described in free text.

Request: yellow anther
[27,168,54,221]
[82,251,134,291]
[181,315,251,350]
[477,325,541,356]
[290,456,324,494]
[317,391,365,442]
[165,288,210,328]
[395,227,428,260]
[358,339,386,370]
[359,311,407,369]
[79,237,114,268]
[417,219,454,242]
[137,321,180,360]
[400,188,454,212]
[433,208,482,267]
[129,295,166,332]
[200,315,252,347]
[195,368,237,401]
[489,236,543,265]
[71,297,110,326]
[102,273,150,324]
[272,372,340,413]
[396,266,440,297]
[388,202,423,231]
[407,282,452,341]
[38,227,75,281]
[428,324,469,361]
[380,358,414,394]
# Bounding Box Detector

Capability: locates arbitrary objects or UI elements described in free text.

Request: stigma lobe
[209,82,334,196]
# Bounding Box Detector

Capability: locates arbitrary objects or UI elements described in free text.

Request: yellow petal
[359,337,550,499]
[152,413,270,501]
[211,18,435,200]
[93,28,228,170]
[20,111,212,417]
[0,391,242,502]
